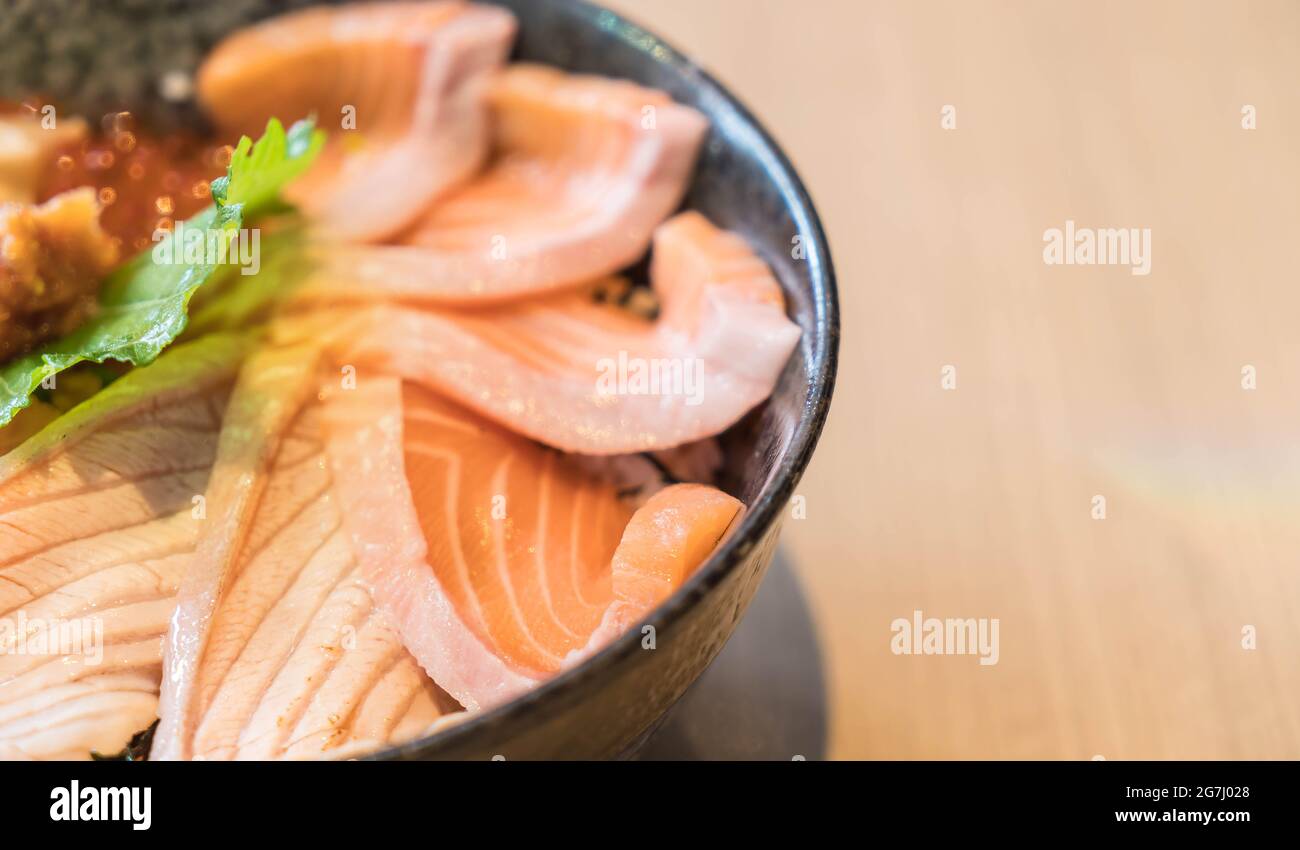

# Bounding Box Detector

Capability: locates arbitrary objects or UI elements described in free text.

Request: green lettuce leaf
[185,223,312,338]
[0,333,253,476]
[0,117,324,428]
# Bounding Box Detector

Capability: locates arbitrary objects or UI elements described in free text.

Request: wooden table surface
[607,0,1300,759]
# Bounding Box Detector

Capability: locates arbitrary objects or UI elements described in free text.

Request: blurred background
[612,0,1300,759]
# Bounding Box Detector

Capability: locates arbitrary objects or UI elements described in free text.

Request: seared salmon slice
[286,211,801,454]
[324,379,742,711]
[0,334,248,760]
[197,1,516,242]
[153,345,458,760]
[304,63,708,302]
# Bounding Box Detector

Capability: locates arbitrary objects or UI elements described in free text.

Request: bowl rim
[371,0,840,760]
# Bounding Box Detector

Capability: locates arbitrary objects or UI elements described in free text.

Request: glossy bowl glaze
[1,0,839,759]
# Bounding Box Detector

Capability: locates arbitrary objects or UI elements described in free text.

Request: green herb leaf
[0,333,253,479]
[0,117,324,428]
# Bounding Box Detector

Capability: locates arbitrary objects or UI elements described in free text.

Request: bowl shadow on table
[635,547,827,760]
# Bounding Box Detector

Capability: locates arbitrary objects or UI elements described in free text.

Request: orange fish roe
[36,110,229,254]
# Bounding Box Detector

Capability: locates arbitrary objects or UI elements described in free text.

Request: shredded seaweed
[90,720,157,762]
[639,452,682,485]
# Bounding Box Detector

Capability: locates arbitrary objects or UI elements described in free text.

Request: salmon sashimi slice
[574,482,745,662]
[154,344,459,761]
[284,210,802,455]
[0,334,248,760]
[324,379,742,711]
[197,1,517,243]
[301,63,709,302]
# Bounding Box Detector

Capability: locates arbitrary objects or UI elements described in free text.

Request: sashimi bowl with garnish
[0,0,837,760]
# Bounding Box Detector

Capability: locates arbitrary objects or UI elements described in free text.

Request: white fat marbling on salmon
[283,211,801,455]
[154,345,457,760]
[323,379,741,712]
[198,1,517,242]
[298,63,709,301]
[0,336,246,760]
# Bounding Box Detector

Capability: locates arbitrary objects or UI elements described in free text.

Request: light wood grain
[606,0,1300,759]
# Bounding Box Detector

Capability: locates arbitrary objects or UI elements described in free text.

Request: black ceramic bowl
[3,0,839,759]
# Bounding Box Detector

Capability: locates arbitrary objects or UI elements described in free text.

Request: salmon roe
[36,110,229,255]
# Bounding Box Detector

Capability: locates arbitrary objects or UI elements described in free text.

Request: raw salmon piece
[0,334,248,760]
[324,379,742,711]
[153,344,458,761]
[571,483,744,663]
[301,63,709,302]
[285,211,802,454]
[197,1,516,242]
